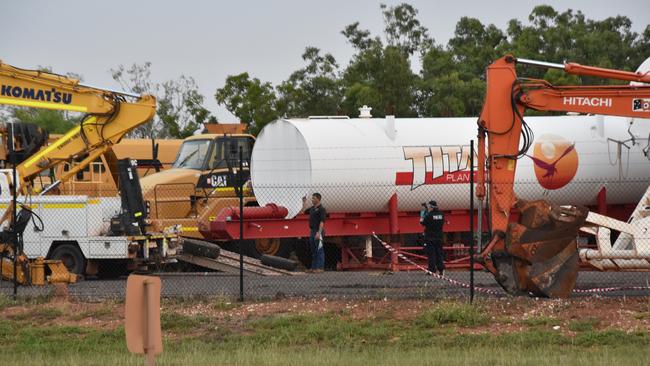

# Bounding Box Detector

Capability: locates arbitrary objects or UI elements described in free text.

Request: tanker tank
[251,115,650,218]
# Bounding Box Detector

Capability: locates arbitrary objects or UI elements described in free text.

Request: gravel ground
[2,270,649,300]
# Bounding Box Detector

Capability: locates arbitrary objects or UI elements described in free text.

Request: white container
[251,115,650,218]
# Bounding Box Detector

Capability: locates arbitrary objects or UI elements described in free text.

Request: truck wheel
[50,244,86,275]
[224,239,294,259]
[254,238,292,258]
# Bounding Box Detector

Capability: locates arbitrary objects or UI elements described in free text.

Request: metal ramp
[580,185,650,270]
[178,247,299,276]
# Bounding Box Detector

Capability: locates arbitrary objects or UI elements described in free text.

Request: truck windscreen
[172,139,212,169]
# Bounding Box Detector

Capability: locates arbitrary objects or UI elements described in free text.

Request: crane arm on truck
[0,60,156,193]
[0,60,159,285]
[476,55,650,298]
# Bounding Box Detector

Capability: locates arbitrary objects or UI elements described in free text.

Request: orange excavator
[476,55,650,297]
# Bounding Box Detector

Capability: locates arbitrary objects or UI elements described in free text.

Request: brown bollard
[125,275,162,366]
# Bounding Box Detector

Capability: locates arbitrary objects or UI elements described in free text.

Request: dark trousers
[309,229,325,270]
[424,238,444,274]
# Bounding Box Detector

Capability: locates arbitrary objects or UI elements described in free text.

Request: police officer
[420,200,445,275]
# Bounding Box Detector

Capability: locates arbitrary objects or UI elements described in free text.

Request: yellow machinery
[0,59,158,285]
[0,60,156,193]
[140,131,255,238]
[39,136,182,196]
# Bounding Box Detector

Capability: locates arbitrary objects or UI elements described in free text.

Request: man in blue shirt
[304,193,326,273]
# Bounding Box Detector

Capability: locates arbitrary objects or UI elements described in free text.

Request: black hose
[18,204,44,232]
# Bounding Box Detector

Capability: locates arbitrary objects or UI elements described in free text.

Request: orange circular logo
[528,134,579,190]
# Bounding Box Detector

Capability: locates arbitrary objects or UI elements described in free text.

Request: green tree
[111,62,216,138]
[341,43,418,117]
[339,3,429,117]
[214,3,650,124]
[447,17,506,78]
[502,6,649,85]
[158,76,216,138]
[215,73,278,135]
[380,2,433,56]
[418,68,485,117]
[418,17,503,117]
[276,47,342,117]
[9,108,78,134]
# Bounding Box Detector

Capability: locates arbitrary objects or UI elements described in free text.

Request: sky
[1,0,648,122]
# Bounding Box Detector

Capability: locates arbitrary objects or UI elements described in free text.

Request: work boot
[439,270,444,276]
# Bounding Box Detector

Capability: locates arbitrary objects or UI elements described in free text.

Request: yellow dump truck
[141,130,255,232]
[137,125,288,257]
[49,138,182,196]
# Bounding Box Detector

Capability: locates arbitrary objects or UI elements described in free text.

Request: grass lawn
[0,295,648,365]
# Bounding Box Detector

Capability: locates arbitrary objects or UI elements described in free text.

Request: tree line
[3,3,649,138]
[218,3,650,135]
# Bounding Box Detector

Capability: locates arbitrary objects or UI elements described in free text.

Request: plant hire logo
[527,134,579,190]
[395,145,475,190]
[395,136,578,191]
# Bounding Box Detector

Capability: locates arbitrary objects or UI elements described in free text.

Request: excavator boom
[0,60,156,191]
[0,60,158,285]
[477,55,650,297]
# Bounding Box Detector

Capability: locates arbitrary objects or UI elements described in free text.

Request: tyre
[183,239,221,259]
[50,243,86,275]
[229,239,294,259]
[260,254,299,271]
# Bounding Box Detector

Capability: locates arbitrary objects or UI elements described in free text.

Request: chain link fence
[1,173,648,301]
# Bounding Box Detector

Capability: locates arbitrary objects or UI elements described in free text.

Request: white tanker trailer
[251,114,650,218]
[204,57,650,271]
[201,113,649,271]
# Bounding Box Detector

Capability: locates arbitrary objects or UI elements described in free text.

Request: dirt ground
[2,295,649,337]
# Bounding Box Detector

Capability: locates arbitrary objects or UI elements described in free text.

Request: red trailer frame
[199,188,634,271]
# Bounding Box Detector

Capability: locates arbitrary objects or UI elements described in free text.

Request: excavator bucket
[491,200,589,298]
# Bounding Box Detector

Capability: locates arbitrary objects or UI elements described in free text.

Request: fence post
[11,123,18,299]
[238,146,244,302]
[469,140,475,303]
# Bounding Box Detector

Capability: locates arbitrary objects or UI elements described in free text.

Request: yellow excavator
[0,59,160,285]
[0,60,156,193]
